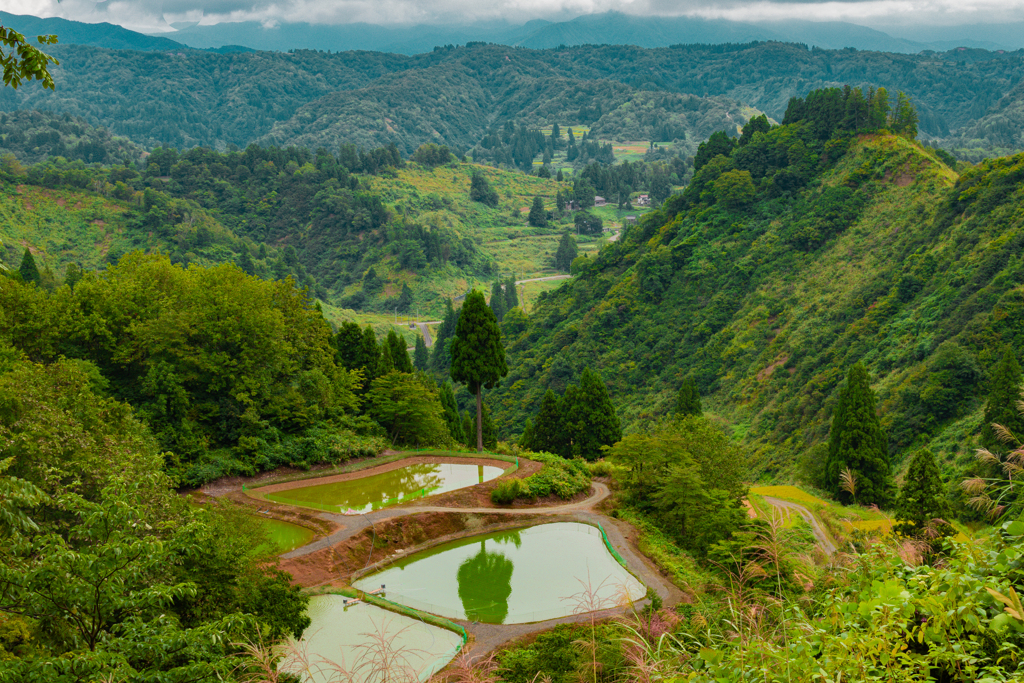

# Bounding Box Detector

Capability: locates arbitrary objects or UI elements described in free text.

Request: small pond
[266,462,504,514]
[353,522,646,624]
[259,517,315,554]
[282,595,463,683]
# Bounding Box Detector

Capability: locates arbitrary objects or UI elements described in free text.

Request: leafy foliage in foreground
[489,451,590,504]
[0,353,309,679]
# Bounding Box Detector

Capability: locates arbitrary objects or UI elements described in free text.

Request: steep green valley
[491,93,1024,485]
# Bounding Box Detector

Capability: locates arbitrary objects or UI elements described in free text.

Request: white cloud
[4,0,1024,30]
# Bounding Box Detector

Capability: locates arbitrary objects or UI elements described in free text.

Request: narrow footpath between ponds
[279,481,685,658]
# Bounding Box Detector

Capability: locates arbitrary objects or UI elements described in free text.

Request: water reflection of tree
[456,532,520,624]
[369,465,444,510]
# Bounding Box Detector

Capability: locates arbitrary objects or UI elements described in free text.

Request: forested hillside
[490,87,1024,483]
[2,42,1023,157]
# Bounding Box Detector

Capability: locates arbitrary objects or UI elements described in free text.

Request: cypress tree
[554,231,578,271]
[519,418,535,449]
[450,290,507,452]
[360,326,382,384]
[528,196,547,227]
[397,282,414,312]
[413,334,429,371]
[826,363,892,506]
[981,347,1024,452]
[894,449,951,539]
[675,378,703,417]
[504,275,519,311]
[482,403,497,449]
[379,341,395,375]
[439,381,465,444]
[386,329,413,374]
[562,367,622,461]
[18,248,40,286]
[530,389,567,456]
[489,280,507,322]
[461,410,475,448]
[430,298,458,374]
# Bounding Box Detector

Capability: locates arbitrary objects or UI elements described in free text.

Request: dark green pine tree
[18,248,40,286]
[826,363,893,506]
[556,190,566,214]
[504,275,519,311]
[386,329,413,374]
[981,348,1024,453]
[528,196,547,227]
[397,282,414,312]
[430,298,458,374]
[675,377,703,417]
[482,403,497,449]
[413,334,429,371]
[359,326,382,385]
[554,231,578,272]
[562,367,622,461]
[489,280,507,322]
[470,171,499,207]
[529,389,567,456]
[894,449,951,539]
[518,418,535,449]
[237,250,256,276]
[379,340,395,375]
[439,381,465,444]
[450,290,507,452]
[461,410,475,449]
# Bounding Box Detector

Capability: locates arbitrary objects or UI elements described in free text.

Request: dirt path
[515,275,571,284]
[274,478,684,658]
[761,496,837,555]
[281,482,612,559]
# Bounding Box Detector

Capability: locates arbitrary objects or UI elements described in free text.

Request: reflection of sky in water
[267,463,503,513]
[284,596,462,683]
[354,523,646,624]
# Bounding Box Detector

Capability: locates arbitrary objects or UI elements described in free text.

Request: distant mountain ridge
[0,11,183,51]
[158,12,1015,55]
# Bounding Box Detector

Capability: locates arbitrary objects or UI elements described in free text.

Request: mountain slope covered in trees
[490,90,1024,484]
[1,42,1023,157]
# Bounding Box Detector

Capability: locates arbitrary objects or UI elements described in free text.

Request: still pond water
[266,462,504,513]
[259,517,315,554]
[354,522,645,624]
[283,595,462,683]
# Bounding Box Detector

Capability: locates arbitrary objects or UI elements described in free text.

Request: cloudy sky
[4,0,1024,32]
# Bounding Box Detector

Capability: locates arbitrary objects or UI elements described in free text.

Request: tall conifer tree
[894,449,951,538]
[450,290,507,452]
[675,378,703,417]
[826,363,892,506]
[504,275,519,311]
[529,389,566,456]
[489,281,507,322]
[438,381,465,444]
[562,367,622,460]
[430,298,458,374]
[413,335,429,371]
[386,329,413,374]
[981,348,1024,452]
[18,248,40,286]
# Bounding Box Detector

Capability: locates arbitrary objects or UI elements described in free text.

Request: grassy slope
[341,162,653,315]
[492,134,1024,477]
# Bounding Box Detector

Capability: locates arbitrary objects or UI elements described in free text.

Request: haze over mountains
[2,10,1022,56]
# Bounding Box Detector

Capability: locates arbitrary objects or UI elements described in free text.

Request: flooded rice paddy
[353,522,645,624]
[266,462,504,513]
[259,517,315,554]
[283,595,463,683]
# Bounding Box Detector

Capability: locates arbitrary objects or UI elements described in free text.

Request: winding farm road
[761,496,837,555]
